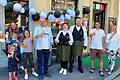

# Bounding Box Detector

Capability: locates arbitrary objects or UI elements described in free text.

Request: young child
[9,32,21,77]
[8,45,18,80]
[55,23,73,75]
[23,30,38,80]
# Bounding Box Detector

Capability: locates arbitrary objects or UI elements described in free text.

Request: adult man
[69,17,88,73]
[90,21,105,76]
[33,18,53,80]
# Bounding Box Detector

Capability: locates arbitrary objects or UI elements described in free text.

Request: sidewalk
[0,59,120,80]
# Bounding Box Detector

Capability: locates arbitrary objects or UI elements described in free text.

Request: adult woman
[55,23,73,75]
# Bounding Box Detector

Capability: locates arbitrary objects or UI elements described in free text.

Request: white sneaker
[59,68,64,74]
[63,69,67,75]
[20,66,24,70]
[32,72,38,77]
[24,74,28,80]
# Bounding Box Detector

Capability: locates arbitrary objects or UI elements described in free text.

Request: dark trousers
[23,52,34,68]
[60,60,68,69]
[37,49,50,76]
[69,56,82,69]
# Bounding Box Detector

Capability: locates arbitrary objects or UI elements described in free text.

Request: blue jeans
[37,49,50,76]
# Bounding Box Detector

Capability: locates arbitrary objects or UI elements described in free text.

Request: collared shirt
[90,28,105,49]
[55,30,73,45]
[106,33,120,51]
[33,26,53,50]
[69,25,88,46]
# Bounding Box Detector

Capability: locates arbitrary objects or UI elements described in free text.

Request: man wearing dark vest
[69,17,88,73]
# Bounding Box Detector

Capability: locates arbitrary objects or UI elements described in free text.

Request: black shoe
[78,68,84,73]
[44,72,52,77]
[69,66,73,73]
[38,76,42,80]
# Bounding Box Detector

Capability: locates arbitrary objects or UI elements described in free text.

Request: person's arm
[83,27,88,48]
[33,28,44,39]
[89,29,95,38]
[68,31,74,45]
[69,25,74,33]
[49,28,53,51]
[55,31,61,43]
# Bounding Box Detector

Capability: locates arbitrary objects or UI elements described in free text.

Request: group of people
[0,16,120,80]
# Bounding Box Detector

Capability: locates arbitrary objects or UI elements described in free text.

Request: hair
[95,21,101,24]
[24,29,30,38]
[75,17,81,21]
[62,22,69,26]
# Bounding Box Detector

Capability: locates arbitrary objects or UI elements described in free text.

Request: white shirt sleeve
[68,31,74,45]
[106,34,111,43]
[102,30,105,37]
[117,34,120,48]
[83,27,88,46]
[69,25,75,33]
[49,27,53,45]
[33,27,38,38]
[55,31,61,43]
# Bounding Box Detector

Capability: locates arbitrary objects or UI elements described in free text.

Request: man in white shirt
[106,25,120,74]
[33,18,53,80]
[90,21,105,76]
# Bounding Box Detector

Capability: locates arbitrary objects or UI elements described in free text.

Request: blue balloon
[39,12,47,19]
[66,9,71,14]
[65,14,71,20]
[68,10,75,17]
[48,14,56,22]
[58,15,65,22]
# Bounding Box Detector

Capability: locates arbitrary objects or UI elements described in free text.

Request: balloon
[68,10,75,17]
[5,2,14,11]
[23,4,29,16]
[62,10,66,15]
[75,9,80,16]
[66,9,71,14]
[32,13,40,21]
[39,12,47,19]
[58,15,65,22]
[48,14,56,22]
[83,7,90,14]
[13,3,22,12]
[0,0,7,6]
[54,10,61,18]
[20,8,25,13]
[65,14,71,20]
[29,8,37,15]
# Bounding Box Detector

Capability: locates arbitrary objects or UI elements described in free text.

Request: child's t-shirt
[23,38,32,52]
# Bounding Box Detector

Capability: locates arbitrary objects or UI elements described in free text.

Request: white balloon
[29,8,36,15]
[39,12,47,19]
[13,3,22,12]
[0,0,7,6]
[20,8,25,13]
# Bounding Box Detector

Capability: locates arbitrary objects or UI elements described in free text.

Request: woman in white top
[106,25,120,74]
[55,23,73,75]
